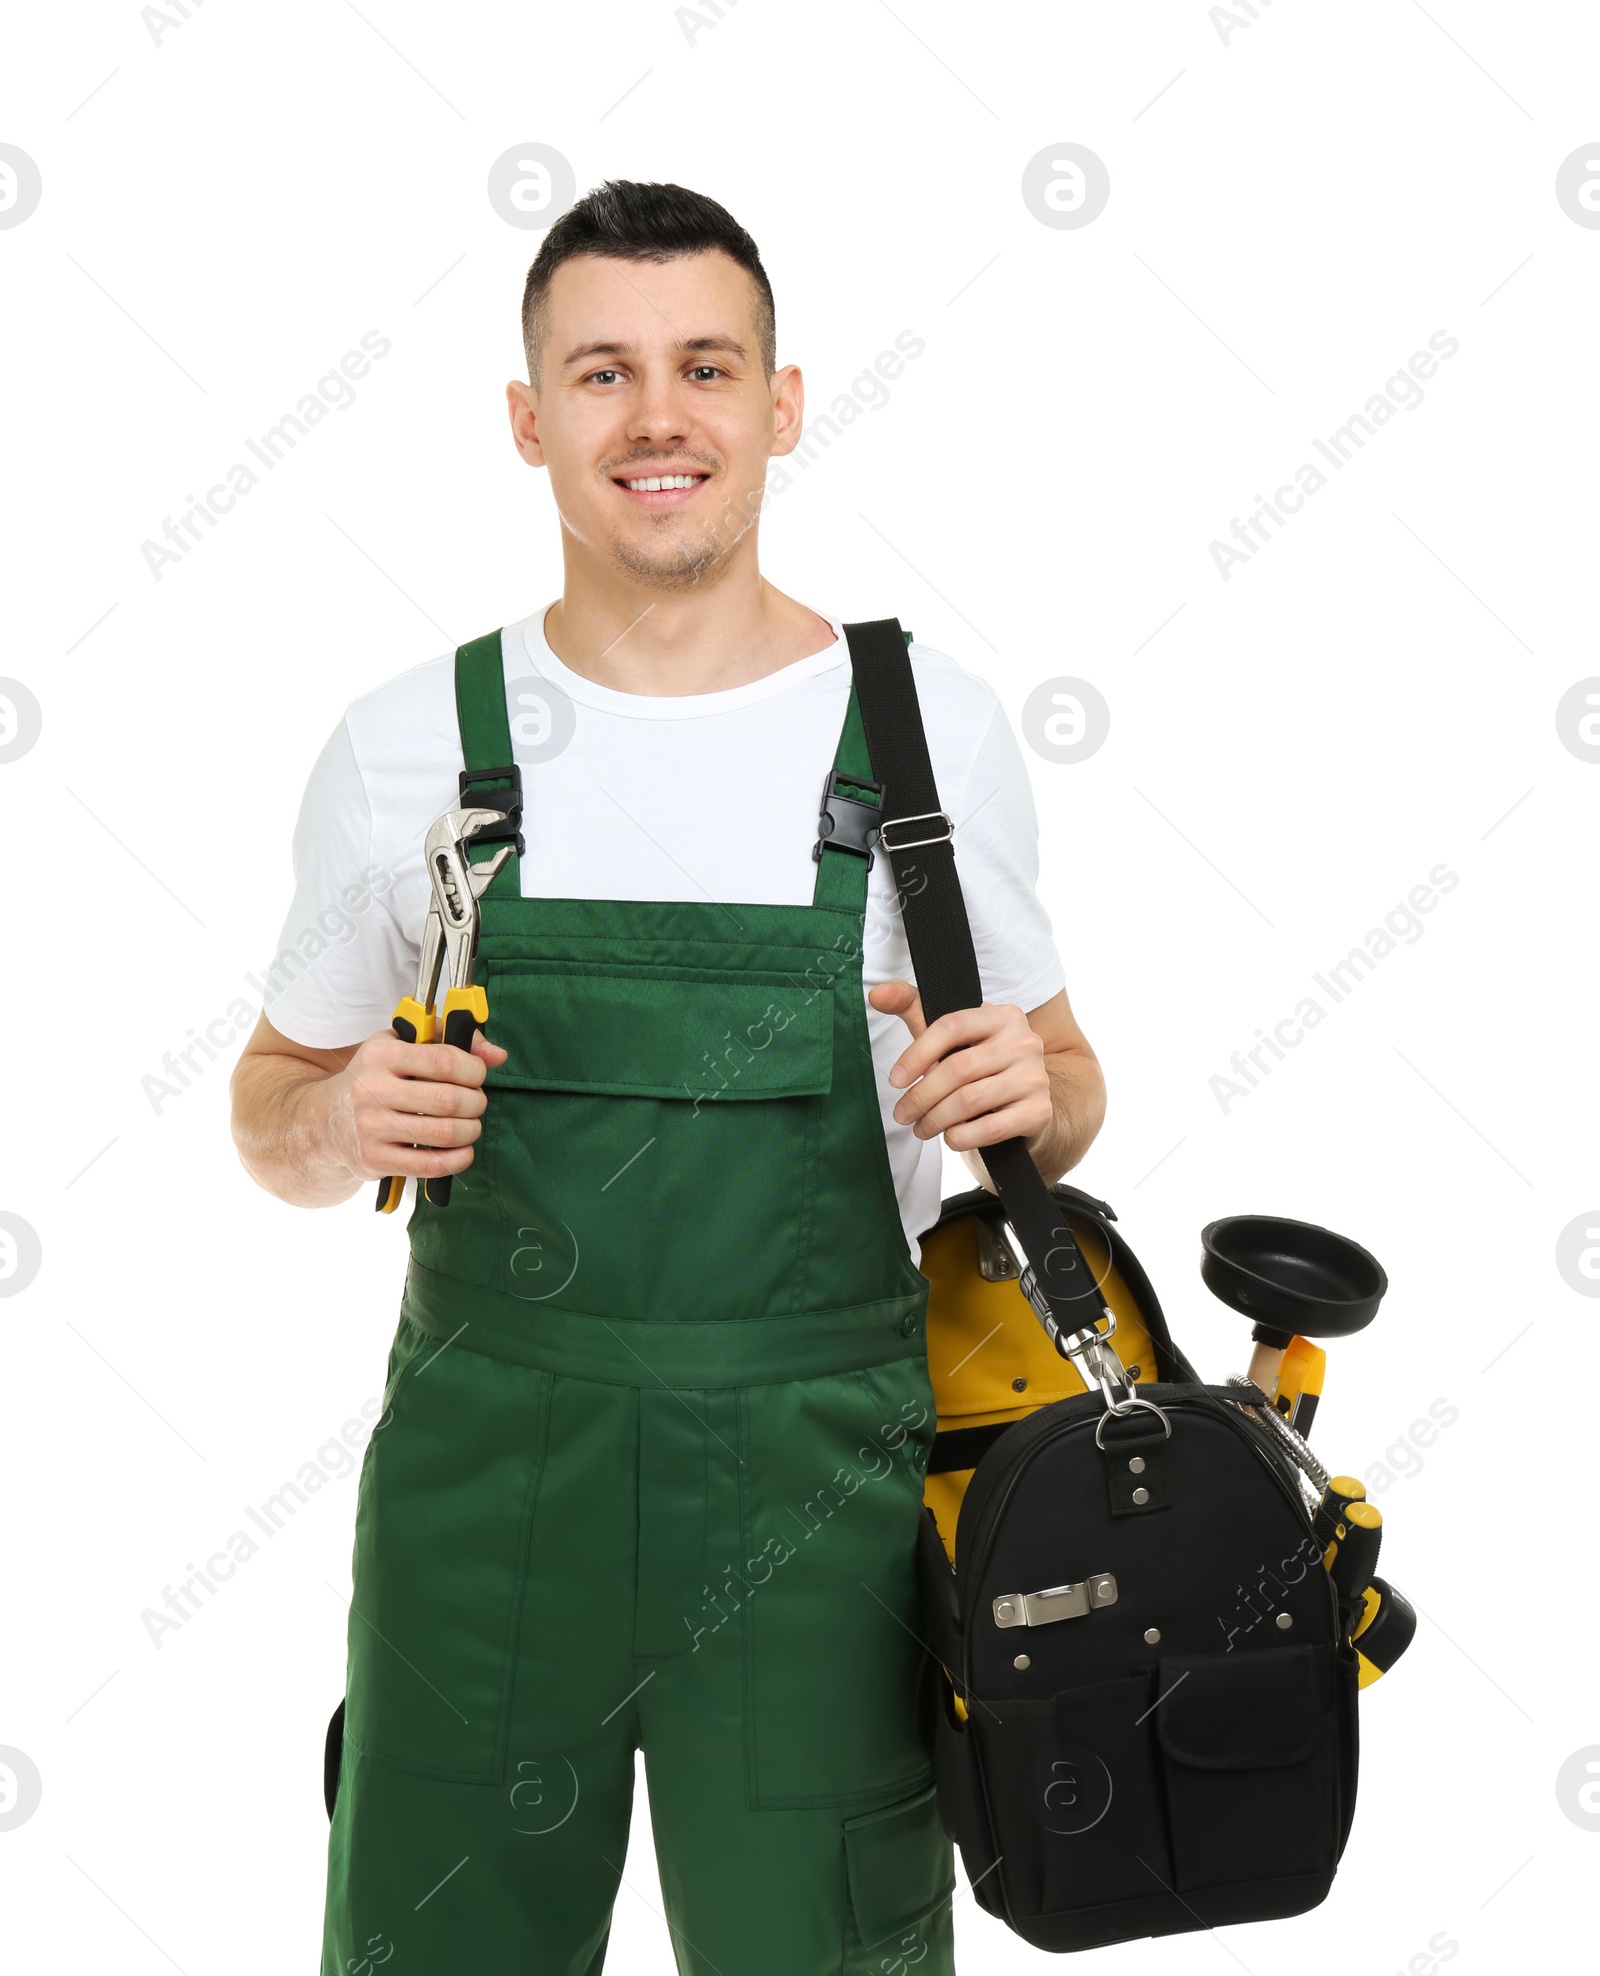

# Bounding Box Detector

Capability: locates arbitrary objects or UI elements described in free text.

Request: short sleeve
[952,699,1066,1014]
[257,718,417,1048]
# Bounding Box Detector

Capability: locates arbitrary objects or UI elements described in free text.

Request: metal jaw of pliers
[375,808,514,1214]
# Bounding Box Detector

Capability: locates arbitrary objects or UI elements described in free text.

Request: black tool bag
[918,1371,1358,1948]
[842,619,1361,1951]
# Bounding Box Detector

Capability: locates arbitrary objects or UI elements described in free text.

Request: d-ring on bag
[841,619,1389,1954]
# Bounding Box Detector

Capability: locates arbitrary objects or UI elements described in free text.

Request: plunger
[1200,1214,1387,1397]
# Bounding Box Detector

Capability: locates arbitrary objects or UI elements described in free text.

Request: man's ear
[506,379,546,468]
[767,362,806,462]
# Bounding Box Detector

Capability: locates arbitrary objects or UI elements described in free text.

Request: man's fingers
[387,1037,491,1086]
[942,1099,1052,1154]
[345,1059,486,1127]
[342,1013,508,1187]
[355,1104,483,1178]
[368,1099,483,1150]
[376,1105,485,1147]
[889,1004,1014,1089]
[914,1070,1052,1148]
[340,1028,500,1184]
[890,1037,1014,1123]
[382,1072,489,1121]
[373,1132,480,1174]
[909,1066,1028,1135]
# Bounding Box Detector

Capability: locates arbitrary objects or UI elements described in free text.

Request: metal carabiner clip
[994,1215,1139,1415]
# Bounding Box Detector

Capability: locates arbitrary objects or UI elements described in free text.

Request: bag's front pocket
[740,1359,936,1809]
[342,1317,552,1782]
[972,1671,1169,1920]
[1156,1644,1338,1891]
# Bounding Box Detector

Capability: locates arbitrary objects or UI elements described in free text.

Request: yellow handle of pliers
[374,997,440,1214]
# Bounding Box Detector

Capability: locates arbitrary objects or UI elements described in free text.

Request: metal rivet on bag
[1128,1456,1145,1474]
[1143,1627,1161,1645]
[1014,1654,1031,1670]
[1126,1365,1142,1380]
[1132,1486,1150,1505]
[1012,1377,1028,1392]
[1276,1611,1293,1630]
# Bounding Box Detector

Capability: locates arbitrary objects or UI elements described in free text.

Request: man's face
[510,249,791,592]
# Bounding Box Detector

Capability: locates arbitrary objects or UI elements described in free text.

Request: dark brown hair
[521,179,776,390]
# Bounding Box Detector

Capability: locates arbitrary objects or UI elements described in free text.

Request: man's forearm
[960,1045,1106,1193]
[231,1054,363,1209]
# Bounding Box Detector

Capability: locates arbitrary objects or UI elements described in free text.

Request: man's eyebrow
[561,334,750,371]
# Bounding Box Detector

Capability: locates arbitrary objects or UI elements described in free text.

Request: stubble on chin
[607,520,737,593]
[603,473,765,594]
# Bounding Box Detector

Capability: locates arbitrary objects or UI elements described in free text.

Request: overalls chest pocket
[476,959,838,1323]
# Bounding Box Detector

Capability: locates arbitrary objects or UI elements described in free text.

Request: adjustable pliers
[375,807,513,1213]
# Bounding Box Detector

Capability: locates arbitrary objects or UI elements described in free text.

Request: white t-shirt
[264,602,1066,1262]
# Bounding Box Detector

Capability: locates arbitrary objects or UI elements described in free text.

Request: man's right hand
[230,1012,509,1209]
[334,1023,509,1186]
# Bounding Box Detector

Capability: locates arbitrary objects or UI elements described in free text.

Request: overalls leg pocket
[342,1316,553,1783]
[843,1780,956,1964]
[740,1357,937,1810]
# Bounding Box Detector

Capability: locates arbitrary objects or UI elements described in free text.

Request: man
[231,179,1104,1976]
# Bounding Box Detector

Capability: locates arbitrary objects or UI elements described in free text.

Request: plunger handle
[1247,1337,1287,1395]
[1245,1320,1298,1402]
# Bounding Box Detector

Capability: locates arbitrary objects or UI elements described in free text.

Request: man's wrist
[1031,1049,1105,1186]
[233,1055,362,1208]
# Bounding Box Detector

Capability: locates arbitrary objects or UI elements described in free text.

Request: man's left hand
[870,979,1052,1155]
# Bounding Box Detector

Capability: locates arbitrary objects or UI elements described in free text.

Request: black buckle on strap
[457,762,526,856]
[812,769,883,869]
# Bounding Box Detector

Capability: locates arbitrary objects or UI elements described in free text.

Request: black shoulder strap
[842,618,1110,1342]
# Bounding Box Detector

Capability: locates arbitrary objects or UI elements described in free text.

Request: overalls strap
[454,625,879,912]
[810,676,878,913]
[454,629,521,895]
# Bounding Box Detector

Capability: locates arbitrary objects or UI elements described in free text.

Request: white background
[2,2,1596,1971]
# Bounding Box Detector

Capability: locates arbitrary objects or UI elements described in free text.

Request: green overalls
[321,631,958,1975]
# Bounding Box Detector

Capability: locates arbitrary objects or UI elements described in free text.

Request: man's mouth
[612,470,711,509]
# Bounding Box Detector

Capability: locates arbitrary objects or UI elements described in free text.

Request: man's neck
[543,575,836,696]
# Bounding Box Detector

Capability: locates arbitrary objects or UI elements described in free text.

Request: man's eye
[585,369,622,386]
[688,366,723,382]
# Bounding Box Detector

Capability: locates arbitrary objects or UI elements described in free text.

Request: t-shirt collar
[516,600,848,720]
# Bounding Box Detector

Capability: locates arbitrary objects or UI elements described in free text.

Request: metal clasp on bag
[995,1209,1137,1414]
[1067,1327,1140,1413]
[993,1575,1119,1629]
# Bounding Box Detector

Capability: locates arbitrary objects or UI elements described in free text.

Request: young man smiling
[231,179,1104,1976]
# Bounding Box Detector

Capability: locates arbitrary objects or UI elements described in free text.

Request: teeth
[624,474,702,491]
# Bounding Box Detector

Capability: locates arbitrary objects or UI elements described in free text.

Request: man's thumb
[869,977,925,1037]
